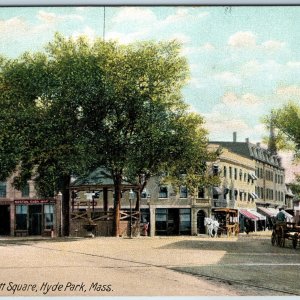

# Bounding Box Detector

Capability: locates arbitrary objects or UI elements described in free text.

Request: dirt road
[0,232,299,296]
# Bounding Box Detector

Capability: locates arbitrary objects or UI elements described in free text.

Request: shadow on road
[0,237,83,246]
[159,235,299,254]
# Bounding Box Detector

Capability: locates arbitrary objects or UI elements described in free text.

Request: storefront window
[0,182,6,198]
[44,204,54,229]
[155,208,167,233]
[179,209,191,234]
[16,205,28,230]
[21,183,30,198]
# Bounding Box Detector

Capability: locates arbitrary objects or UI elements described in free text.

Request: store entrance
[0,205,10,235]
[29,205,42,235]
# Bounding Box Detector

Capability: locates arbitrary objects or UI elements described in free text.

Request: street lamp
[129,189,135,238]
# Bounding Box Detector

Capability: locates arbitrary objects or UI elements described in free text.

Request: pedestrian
[276,207,286,224]
[245,219,251,234]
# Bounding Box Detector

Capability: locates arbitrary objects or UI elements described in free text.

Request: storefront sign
[14,199,56,205]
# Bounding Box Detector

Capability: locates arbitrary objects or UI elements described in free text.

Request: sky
[0,6,300,181]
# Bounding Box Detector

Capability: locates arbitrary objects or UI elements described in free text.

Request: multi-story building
[210,132,286,209]
[139,174,212,236]
[210,132,287,230]
[208,143,257,210]
[0,175,61,237]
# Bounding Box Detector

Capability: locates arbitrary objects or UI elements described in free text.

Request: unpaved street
[0,232,299,296]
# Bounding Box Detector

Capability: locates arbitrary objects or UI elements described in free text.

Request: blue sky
[1,6,300,180]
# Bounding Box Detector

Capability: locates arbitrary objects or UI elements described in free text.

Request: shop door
[0,205,10,235]
[29,205,42,235]
[197,210,206,234]
[167,209,179,235]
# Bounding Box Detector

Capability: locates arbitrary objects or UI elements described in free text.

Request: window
[44,205,54,229]
[155,209,167,233]
[229,167,232,179]
[244,173,247,182]
[16,205,28,230]
[21,183,30,198]
[223,166,227,178]
[159,186,168,198]
[180,186,188,198]
[239,169,242,181]
[213,165,219,176]
[179,209,191,234]
[0,182,6,198]
[198,187,205,198]
[234,168,237,180]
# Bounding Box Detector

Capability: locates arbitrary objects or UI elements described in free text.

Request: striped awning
[249,210,266,220]
[283,211,293,222]
[257,206,277,217]
[240,209,259,221]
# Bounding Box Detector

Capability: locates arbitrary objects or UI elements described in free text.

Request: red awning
[257,206,277,217]
[240,209,259,221]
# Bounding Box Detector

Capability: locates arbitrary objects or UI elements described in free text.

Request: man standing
[276,207,286,223]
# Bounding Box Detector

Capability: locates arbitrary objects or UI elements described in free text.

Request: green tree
[0,34,214,237]
[265,102,300,157]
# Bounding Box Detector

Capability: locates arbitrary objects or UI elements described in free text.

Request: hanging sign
[14,199,56,205]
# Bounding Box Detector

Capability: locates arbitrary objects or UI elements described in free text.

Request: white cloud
[72,26,97,41]
[112,7,156,24]
[181,43,215,55]
[262,40,285,51]
[222,92,261,107]
[106,29,148,44]
[287,61,300,69]
[37,10,84,23]
[204,110,266,143]
[276,85,300,97]
[162,8,209,26]
[214,71,241,86]
[0,17,28,36]
[169,33,191,44]
[228,31,257,48]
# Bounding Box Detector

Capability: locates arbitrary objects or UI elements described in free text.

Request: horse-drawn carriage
[271,221,300,249]
[205,208,239,237]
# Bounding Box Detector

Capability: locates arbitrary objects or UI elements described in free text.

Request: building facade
[0,175,61,237]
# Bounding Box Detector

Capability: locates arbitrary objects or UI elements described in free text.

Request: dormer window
[180,186,188,198]
[159,186,168,198]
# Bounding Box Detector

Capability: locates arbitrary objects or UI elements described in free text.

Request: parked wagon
[271,221,300,249]
[213,208,239,237]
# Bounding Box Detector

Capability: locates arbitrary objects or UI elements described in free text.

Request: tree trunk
[103,187,108,214]
[61,174,71,236]
[113,174,122,237]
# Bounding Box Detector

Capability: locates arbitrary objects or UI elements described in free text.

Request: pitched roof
[71,167,135,189]
[209,141,283,169]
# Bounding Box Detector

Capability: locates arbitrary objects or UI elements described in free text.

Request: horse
[204,217,219,237]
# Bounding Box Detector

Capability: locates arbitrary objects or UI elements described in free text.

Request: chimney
[245,138,249,143]
[233,132,237,143]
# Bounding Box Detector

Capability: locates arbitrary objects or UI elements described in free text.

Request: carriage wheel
[279,227,285,248]
[292,233,298,249]
[271,231,276,246]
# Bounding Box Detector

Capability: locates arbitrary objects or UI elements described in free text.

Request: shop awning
[240,209,259,221]
[250,193,258,199]
[257,207,277,217]
[248,209,266,220]
[213,187,222,195]
[248,172,258,180]
[283,211,293,222]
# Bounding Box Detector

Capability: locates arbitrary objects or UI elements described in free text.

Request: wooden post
[103,187,108,213]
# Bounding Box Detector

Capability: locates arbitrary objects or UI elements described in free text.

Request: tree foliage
[265,102,300,158]
[0,33,215,236]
